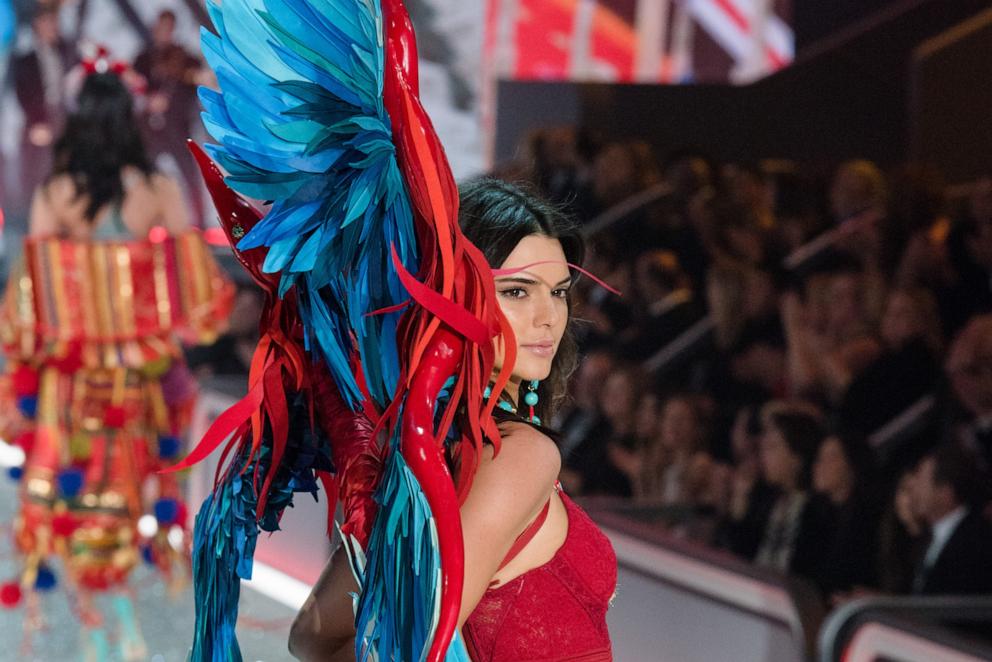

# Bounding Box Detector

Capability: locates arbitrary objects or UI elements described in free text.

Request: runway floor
[0,475,297,662]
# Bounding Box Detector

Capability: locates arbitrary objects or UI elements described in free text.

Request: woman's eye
[500,288,526,299]
[552,288,570,299]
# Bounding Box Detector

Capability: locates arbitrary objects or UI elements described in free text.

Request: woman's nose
[534,292,558,328]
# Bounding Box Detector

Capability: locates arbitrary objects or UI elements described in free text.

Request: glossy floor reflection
[0,475,297,662]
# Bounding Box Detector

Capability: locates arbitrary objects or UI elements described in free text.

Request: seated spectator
[703,264,785,425]
[561,363,641,497]
[837,287,942,438]
[876,467,928,594]
[718,401,829,576]
[781,256,882,403]
[525,125,598,221]
[751,403,831,579]
[697,195,772,270]
[910,444,992,595]
[768,166,829,255]
[707,263,778,353]
[612,393,714,506]
[555,348,615,462]
[572,246,635,351]
[713,406,775,556]
[810,431,881,595]
[884,165,947,281]
[619,250,703,362]
[945,314,992,470]
[703,319,787,421]
[722,162,775,232]
[829,159,888,226]
[590,140,661,215]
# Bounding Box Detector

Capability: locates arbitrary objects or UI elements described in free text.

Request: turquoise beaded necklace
[483,380,541,425]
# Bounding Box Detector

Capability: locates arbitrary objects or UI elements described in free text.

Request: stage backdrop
[483,0,793,86]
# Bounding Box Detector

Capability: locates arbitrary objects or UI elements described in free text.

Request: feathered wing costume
[173,1,517,660]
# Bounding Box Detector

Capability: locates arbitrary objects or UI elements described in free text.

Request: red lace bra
[462,489,617,662]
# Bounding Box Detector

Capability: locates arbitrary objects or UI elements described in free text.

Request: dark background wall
[910,8,992,184]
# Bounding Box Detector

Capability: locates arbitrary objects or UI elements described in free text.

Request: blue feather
[195,0,469,659]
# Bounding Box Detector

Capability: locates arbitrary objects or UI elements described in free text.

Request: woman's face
[759,425,800,489]
[826,272,863,331]
[634,392,659,440]
[493,234,571,385]
[600,370,637,422]
[812,436,852,496]
[660,398,698,452]
[881,292,923,348]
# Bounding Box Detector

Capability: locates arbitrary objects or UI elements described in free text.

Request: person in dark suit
[945,314,992,472]
[911,443,992,595]
[11,3,75,214]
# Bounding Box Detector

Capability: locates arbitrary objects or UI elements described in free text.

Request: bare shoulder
[41,174,80,208]
[148,172,183,201]
[30,176,85,236]
[146,172,190,232]
[470,422,560,508]
[491,421,561,477]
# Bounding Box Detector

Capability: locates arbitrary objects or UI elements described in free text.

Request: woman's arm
[289,422,560,657]
[456,422,561,627]
[27,178,79,238]
[152,173,191,234]
[289,544,359,661]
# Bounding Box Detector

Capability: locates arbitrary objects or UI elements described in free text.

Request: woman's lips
[521,342,554,357]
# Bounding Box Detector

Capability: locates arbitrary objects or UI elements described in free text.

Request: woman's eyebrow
[495,276,573,286]
[495,277,538,285]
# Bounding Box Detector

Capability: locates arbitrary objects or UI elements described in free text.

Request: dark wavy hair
[51,73,154,221]
[458,177,585,423]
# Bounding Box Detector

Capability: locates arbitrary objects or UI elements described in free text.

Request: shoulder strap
[493,481,563,576]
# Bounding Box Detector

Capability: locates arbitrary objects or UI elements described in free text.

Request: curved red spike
[186,140,278,293]
[400,326,464,662]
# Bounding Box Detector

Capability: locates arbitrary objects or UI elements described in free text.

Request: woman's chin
[515,358,553,382]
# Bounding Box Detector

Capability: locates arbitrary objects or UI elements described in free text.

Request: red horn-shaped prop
[186,140,278,293]
[400,326,464,662]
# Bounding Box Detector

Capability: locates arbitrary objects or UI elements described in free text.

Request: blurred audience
[611,393,717,506]
[510,124,990,605]
[562,363,642,497]
[836,287,942,438]
[134,9,206,226]
[12,3,75,213]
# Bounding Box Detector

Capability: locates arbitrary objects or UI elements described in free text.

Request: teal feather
[195,1,470,660]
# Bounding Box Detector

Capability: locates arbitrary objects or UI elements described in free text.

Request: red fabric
[495,498,551,576]
[463,492,616,662]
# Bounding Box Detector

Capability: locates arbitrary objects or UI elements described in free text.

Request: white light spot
[137,515,159,538]
[0,439,26,468]
[167,525,185,551]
